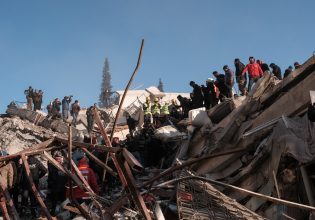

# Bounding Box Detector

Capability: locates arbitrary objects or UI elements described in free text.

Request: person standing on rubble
[86,106,94,133]
[213,71,228,101]
[294,62,301,69]
[71,154,99,203]
[24,86,33,110]
[234,58,247,96]
[201,83,210,110]
[48,151,67,215]
[71,100,81,126]
[126,114,138,138]
[32,90,42,111]
[269,63,282,80]
[46,101,53,117]
[169,99,181,119]
[189,81,204,109]
[177,95,191,118]
[242,56,264,92]
[223,65,234,98]
[257,59,270,73]
[62,96,72,122]
[143,97,152,126]
[52,98,62,119]
[284,66,293,78]
[151,97,161,126]
[206,78,220,108]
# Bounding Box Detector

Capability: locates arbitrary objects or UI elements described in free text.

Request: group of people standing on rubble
[46,95,81,126]
[24,86,44,111]
[24,87,81,126]
[184,57,302,112]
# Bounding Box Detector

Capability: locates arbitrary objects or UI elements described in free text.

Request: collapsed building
[0,54,315,220]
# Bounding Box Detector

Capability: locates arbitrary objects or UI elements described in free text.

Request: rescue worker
[71,100,81,126]
[48,151,67,215]
[201,84,210,109]
[142,97,152,125]
[52,98,62,119]
[32,90,43,111]
[160,101,170,126]
[223,65,234,98]
[62,96,72,122]
[71,154,99,203]
[269,63,282,80]
[151,98,161,126]
[24,86,33,110]
[189,81,204,109]
[86,106,94,133]
[242,57,264,92]
[234,58,247,96]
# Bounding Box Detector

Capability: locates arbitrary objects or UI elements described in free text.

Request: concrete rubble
[0,55,315,220]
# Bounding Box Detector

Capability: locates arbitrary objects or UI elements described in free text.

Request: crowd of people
[24,87,82,126]
[180,57,302,113]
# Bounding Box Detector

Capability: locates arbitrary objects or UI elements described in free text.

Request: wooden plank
[117,157,152,220]
[81,147,116,176]
[0,138,55,162]
[21,154,53,220]
[122,148,143,172]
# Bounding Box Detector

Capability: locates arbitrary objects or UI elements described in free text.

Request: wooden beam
[80,147,116,176]
[0,184,20,220]
[0,138,55,162]
[21,154,53,220]
[117,157,152,220]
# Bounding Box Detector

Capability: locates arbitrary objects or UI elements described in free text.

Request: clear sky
[1,0,314,113]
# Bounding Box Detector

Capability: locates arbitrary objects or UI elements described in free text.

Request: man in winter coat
[48,151,67,215]
[269,63,282,80]
[223,65,234,98]
[242,57,264,92]
[71,100,81,126]
[234,58,247,96]
[62,96,72,122]
[189,81,204,109]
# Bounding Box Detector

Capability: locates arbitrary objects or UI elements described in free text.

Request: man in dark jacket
[48,151,67,215]
[234,58,247,96]
[284,66,293,78]
[62,96,72,122]
[189,81,204,109]
[52,98,62,119]
[269,63,282,80]
[223,65,234,98]
[213,71,228,101]
[71,100,81,126]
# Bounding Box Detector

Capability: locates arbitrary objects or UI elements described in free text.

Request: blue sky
[1,0,314,113]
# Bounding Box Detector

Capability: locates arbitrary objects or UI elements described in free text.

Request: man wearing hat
[223,65,234,98]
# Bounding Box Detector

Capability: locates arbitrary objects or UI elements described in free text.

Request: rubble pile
[0,55,314,220]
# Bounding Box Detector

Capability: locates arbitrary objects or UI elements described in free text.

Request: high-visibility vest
[143,102,152,115]
[160,103,170,115]
[151,103,161,115]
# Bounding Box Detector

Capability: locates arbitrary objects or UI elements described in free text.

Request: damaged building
[0,54,315,220]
